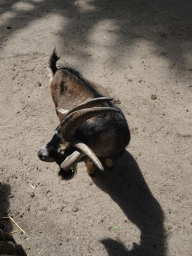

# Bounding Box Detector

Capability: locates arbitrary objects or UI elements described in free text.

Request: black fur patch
[58,168,76,180]
[49,49,60,75]
[45,132,65,164]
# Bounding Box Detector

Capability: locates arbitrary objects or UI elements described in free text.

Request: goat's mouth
[38,155,55,162]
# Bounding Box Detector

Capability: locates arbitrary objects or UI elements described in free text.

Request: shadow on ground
[0,183,12,230]
[93,150,166,256]
[1,0,192,76]
[0,183,27,256]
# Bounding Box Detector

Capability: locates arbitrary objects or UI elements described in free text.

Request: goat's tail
[49,48,60,75]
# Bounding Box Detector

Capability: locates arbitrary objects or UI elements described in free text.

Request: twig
[29,183,35,189]
[6,230,20,234]
[36,249,43,256]
[1,217,26,234]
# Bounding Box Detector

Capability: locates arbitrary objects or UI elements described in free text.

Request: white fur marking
[42,145,48,156]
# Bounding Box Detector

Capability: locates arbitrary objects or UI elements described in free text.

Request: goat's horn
[60,150,84,170]
[71,140,104,171]
[62,97,113,118]
[59,107,119,141]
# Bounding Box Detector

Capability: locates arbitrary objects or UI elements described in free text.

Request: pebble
[30,192,35,198]
[72,206,78,212]
[60,206,64,211]
[26,206,30,211]
[89,181,93,185]
[151,94,157,100]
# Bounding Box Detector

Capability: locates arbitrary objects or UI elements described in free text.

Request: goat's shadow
[92,150,167,256]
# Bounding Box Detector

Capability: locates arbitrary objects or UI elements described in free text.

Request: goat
[38,49,130,176]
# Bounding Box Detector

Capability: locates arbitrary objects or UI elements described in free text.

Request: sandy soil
[0,0,192,255]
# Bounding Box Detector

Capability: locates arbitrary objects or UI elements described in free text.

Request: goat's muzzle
[37,148,55,162]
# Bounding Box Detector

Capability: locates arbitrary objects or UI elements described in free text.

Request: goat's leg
[85,158,96,176]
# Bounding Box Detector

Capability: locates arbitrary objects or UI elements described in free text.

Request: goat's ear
[57,107,69,115]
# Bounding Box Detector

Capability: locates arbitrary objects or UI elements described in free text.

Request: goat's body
[38,50,130,176]
[50,58,130,158]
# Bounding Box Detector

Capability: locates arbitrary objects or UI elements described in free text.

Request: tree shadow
[1,0,192,78]
[93,150,166,256]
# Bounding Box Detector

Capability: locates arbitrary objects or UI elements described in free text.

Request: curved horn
[71,140,104,171]
[59,107,119,141]
[60,150,84,171]
[62,97,113,118]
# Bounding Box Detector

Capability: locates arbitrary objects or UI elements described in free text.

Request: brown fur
[51,71,95,122]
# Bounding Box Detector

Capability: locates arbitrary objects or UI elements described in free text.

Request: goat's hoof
[104,158,113,168]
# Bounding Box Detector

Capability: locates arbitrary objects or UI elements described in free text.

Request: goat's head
[38,97,119,171]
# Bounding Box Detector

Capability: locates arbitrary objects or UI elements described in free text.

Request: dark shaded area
[93,150,166,256]
[58,167,76,180]
[0,183,11,223]
[0,183,27,255]
[1,0,192,76]
[0,183,14,248]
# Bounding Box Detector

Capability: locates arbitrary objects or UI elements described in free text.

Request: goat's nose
[37,149,43,158]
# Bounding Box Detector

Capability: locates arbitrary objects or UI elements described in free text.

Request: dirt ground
[0,0,192,255]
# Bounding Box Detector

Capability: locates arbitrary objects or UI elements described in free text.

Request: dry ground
[0,0,192,255]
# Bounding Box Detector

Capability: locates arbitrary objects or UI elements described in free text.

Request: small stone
[7,26,12,29]
[72,206,78,212]
[66,238,69,242]
[30,192,35,198]
[151,94,157,100]
[113,99,121,104]
[186,109,189,112]
[89,181,93,185]
[26,206,30,211]
[167,225,172,230]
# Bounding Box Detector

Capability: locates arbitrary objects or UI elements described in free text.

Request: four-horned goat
[38,50,130,175]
